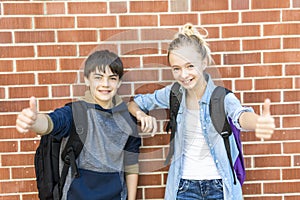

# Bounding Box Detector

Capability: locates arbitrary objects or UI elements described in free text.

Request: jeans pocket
[177,179,189,194]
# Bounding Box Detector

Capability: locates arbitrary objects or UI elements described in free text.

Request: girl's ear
[84,77,90,87]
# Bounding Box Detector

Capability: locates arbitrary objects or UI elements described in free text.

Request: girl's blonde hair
[168,23,213,65]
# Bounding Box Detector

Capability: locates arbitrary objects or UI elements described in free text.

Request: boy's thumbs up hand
[16,97,38,133]
[255,99,275,139]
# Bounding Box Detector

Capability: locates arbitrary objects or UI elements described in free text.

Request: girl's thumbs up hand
[255,99,275,139]
[16,97,38,133]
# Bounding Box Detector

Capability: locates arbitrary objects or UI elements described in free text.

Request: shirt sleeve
[48,105,73,140]
[224,93,254,131]
[133,84,172,112]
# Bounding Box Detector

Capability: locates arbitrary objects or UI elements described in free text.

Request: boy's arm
[239,99,275,139]
[126,173,138,200]
[127,101,157,135]
[16,97,51,135]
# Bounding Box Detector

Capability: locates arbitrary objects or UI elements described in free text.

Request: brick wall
[0,0,299,199]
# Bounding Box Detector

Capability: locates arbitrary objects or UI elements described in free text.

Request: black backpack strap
[55,101,89,199]
[165,82,182,165]
[209,86,237,185]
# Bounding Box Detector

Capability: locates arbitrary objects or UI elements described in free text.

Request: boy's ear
[84,77,90,87]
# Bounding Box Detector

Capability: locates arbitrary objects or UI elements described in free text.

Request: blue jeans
[176,179,224,200]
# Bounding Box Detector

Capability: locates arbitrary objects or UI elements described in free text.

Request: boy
[16,50,141,200]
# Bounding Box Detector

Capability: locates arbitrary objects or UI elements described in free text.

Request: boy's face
[84,66,121,108]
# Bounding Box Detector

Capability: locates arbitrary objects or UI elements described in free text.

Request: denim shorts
[176,178,224,200]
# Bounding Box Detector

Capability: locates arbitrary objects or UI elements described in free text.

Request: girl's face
[84,66,121,108]
[169,47,206,90]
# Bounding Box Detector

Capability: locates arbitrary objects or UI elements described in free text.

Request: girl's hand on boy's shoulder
[255,99,275,139]
[136,111,157,136]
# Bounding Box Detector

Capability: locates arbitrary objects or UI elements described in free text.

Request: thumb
[29,96,37,113]
[262,98,271,116]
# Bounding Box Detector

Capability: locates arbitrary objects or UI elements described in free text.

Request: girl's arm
[239,99,275,139]
[126,173,138,200]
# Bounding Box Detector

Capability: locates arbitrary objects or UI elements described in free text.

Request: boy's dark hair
[84,50,124,79]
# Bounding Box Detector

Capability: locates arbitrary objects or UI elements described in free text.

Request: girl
[128,23,275,200]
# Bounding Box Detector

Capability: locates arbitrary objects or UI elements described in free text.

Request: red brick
[244,92,281,103]
[130,1,168,12]
[284,91,300,102]
[243,38,281,51]
[244,143,281,155]
[16,59,56,72]
[170,0,188,12]
[0,74,34,86]
[0,100,28,112]
[255,78,293,90]
[284,142,300,154]
[68,2,107,14]
[123,69,159,82]
[282,169,300,180]
[224,53,260,65]
[35,17,75,29]
[1,154,34,166]
[294,0,300,7]
[0,195,19,200]
[283,10,300,21]
[254,156,291,167]
[284,37,300,49]
[100,29,138,41]
[109,2,127,13]
[160,14,197,26]
[232,0,249,10]
[244,65,282,77]
[264,182,300,193]
[0,87,5,98]
[242,11,280,23]
[0,32,12,43]
[289,58,300,73]
[191,0,228,11]
[38,72,77,84]
[15,31,55,43]
[0,141,18,152]
[244,196,281,200]
[201,12,239,25]
[0,46,34,58]
[141,28,177,41]
[120,15,158,27]
[77,16,116,28]
[52,85,71,97]
[60,58,85,71]
[0,128,36,140]
[283,116,300,128]
[12,167,36,179]
[0,168,10,180]
[46,2,65,14]
[235,79,253,91]
[39,99,72,111]
[285,195,300,200]
[121,43,159,55]
[0,60,13,72]
[264,23,300,36]
[9,86,48,99]
[138,174,162,186]
[72,84,86,97]
[37,45,77,57]
[246,169,280,181]
[79,44,118,57]
[133,82,168,94]
[209,40,240,52]
[0,17,32,29]
[273,104,299,115]
[121,57,141,69]
[144,187,165,199]
[264,51,300,63]
[0,180,37,193]
[4,3,44,15]
[252,0,290,9]
[242,183,261,195]
[222,25,260,38]
[57,30,97,42]
[143,56,169,68]
[139,147,164,160]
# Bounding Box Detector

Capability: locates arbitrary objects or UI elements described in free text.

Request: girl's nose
[180,68,189,78]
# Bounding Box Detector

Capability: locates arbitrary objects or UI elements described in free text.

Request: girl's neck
[186,80,207,109]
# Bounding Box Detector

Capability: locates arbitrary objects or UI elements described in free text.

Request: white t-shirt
[182,109,221,180]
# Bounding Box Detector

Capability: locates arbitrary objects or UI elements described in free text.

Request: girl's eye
[172,67,180,72]
[187,64,194,68]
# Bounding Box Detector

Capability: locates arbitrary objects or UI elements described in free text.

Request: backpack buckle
[220,131,230,138]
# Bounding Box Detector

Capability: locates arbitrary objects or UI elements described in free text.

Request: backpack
[165,83,246,186]
[34,101,89,200]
